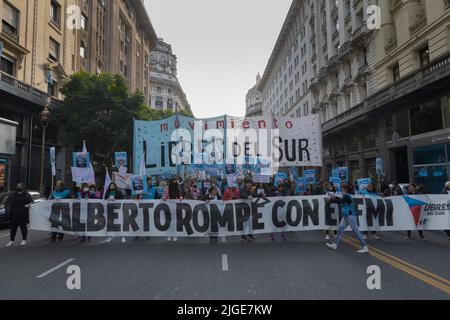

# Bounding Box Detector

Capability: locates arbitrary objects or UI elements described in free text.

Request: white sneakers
[5,240,26,247]
[326,242,369,254]
[121,237,126,243]
[167,237,178,242]
[325,234,330,240]
[358,246,369,254]
[105,237,113,243]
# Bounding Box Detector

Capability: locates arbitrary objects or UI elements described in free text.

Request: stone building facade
[149,38,191,113]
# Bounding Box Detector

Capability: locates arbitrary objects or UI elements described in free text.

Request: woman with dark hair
[104,183,126,244]
[325,184,369,253]
[304,184,315,196]
[166,177,182,242]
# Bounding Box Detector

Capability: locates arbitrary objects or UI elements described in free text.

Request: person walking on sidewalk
[5,183,33,247]
[325,184,369,254]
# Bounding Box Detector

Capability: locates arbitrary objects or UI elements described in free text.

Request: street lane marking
[342,235,450,295]
[36,258,75,279]
[222,254,229,272]
[0,233,10,239]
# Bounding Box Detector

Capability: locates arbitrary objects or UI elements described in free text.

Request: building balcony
[339,41,352,58]
[322,53,450,134]
[328,54,339,68]
[0,71,61,110]
[245,103,263,117]
[352,25,369,43]
[1,26,19,43]
[352,0,363,10]
[410,17,427,36]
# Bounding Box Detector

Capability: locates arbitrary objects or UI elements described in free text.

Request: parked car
[0,191,46,225]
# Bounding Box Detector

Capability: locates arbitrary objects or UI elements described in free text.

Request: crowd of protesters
[4,173,450,248]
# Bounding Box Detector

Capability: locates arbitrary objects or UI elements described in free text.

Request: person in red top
[223,185,240,200]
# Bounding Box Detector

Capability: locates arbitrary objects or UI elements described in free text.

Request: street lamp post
[39,102,51,195]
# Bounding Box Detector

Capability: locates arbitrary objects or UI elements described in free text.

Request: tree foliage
[55,72,189,171]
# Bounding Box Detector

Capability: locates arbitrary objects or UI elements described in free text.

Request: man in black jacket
[5,183,33,247]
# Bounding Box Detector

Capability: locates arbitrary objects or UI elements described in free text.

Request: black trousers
[51,232,64,241]
[10,216,28,241]
[407,230,424,238]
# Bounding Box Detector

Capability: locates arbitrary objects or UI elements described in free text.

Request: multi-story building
[149,38,191,114]
[74,0,157,104]
[0,0,158,192]
[245,73,262,117]
[259,0,313,119]
[317,0,450,193]
[0,0,79,192]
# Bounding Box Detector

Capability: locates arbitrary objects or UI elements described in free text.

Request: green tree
[55,72,181,171]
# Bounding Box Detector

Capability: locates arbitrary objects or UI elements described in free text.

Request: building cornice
[258,0,301,92]
[133,0,158,49]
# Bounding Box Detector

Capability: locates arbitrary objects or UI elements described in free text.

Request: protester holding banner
[5,183,33,247]
[48,181,71,243]
[304,184,315,196]
[323,182,337,240]
[139,177,158,200]
[325,185,369,254]
[79,184,102,243]
[223,185,240,201]
[361,183,381,241]
[441,182,450,240]
[166,178,181,242]
[104,183,127,244]
[207,185,223,243]
[405,183,427,241]
[239,180,256,242]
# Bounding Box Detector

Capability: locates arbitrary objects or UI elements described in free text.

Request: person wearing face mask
[104,183,127,244]
[5,183,33,247]
[79,185,101,243]
[77,183,90,199]
[49,181,72,243]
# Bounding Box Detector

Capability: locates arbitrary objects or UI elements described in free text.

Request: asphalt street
[0,226,449,300]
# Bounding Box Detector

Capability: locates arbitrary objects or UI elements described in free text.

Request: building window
[50,0,60,27]
[2,1,19,41]
[413,144,448,193]
[0,56,15,76]
[47,81,58,97]
[167,99,173,110]
[80,15,87,30]
[392,64,400,82]
[49,38,60,62]
[419,46,430,67]
[157,86,162,93]
[80,46,86,58]
[410,100,443,136]
[155,97,163,110]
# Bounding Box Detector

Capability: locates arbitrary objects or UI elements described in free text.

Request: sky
[144,0,292,118]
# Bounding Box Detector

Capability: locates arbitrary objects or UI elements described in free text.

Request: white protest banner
[134,114,323,176]
[30,195,450,237]
[71,167,95,184]
[112,172,133,190]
